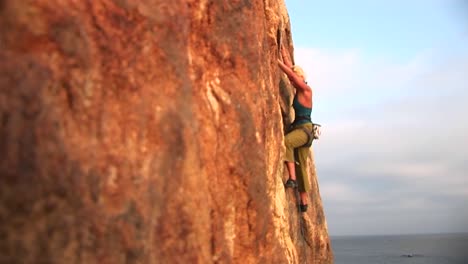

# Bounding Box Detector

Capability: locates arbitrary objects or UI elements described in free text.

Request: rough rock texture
[0,0,333,263]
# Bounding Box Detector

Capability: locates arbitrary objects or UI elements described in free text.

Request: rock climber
[277,43,314,213]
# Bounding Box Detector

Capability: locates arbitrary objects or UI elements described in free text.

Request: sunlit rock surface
[0,0,333,263]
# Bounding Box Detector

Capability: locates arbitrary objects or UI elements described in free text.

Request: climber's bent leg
[284,161,297,188]
[284,127,309,162]
[284,128,308,187]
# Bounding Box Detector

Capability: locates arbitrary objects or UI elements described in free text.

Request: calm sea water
[331,233,468,264]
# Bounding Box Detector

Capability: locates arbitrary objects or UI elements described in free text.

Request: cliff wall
[0,0,333,263]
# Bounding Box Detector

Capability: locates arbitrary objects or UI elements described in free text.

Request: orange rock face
[0,0,333,263]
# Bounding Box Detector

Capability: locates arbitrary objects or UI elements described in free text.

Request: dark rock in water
[401,253,424,258]
[0,0,333,263]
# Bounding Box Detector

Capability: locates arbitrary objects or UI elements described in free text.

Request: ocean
[331,233,468,264]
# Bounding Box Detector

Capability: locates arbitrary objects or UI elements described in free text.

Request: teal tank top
[292,95,312,125]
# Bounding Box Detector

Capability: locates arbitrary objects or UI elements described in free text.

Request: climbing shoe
[284,179,297,188]
[299,203,308,213]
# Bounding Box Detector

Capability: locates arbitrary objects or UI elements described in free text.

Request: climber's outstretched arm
[278,59,295,78]
[277,59,309,92]
[280,44,293,68]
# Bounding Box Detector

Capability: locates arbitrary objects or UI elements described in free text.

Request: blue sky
[284,0,468,236]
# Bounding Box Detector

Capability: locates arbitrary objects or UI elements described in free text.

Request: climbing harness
[312,123,321,140]
[295,122,321,148]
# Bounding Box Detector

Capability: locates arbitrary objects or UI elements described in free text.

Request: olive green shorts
[284,123,313,192]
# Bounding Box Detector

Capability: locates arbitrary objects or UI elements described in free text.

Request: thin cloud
[297,46,468,235]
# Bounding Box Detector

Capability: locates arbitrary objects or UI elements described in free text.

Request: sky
[284,0,468,236]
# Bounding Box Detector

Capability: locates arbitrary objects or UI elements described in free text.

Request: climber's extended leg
[296,144,312,212]
[299,192,308,212]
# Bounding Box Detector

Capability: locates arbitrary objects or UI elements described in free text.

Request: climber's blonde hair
[292,65,306,80]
